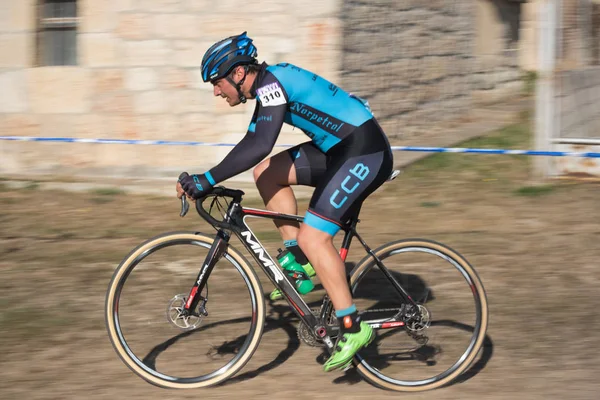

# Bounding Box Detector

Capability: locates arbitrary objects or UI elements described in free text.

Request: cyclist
[176,32,393,372]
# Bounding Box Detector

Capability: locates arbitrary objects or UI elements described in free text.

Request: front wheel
[349,239,488,391]
[105,232,266,389]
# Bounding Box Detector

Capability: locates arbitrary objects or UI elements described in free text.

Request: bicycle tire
[349,239,488,391]
[105,231,266,389]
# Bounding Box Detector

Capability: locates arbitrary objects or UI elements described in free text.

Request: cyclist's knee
[253,159,269,184]
[297,230,312,253]
[297,225,331,252]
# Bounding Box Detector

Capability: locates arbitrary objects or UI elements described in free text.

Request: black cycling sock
[284,240,309,265]
[337,311,361,334]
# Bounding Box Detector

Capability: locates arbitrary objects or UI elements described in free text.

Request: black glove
[179,173,214,199]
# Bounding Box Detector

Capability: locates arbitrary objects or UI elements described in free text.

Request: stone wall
[0,0,527,180]
[339,0,524,139]
[557,67,600,140]
[0,0,342,179]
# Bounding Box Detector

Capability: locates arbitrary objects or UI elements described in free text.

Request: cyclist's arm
[207,86,289,185]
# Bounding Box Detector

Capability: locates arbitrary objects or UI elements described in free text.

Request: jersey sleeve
[207,73,290,185]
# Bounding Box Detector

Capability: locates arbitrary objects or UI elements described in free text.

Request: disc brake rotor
[167,293,206,330]
[406,304,431,332]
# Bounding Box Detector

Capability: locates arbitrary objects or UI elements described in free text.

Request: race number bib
[257,83,286,107]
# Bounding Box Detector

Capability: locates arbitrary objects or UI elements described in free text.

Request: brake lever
[178,172,191,217]
[180,195,190,217]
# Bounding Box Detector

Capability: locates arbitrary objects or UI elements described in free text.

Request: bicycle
[105,171,488,391]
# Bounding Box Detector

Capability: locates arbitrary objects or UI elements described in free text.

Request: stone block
[72,114,106,138]
[426,0,446,12]
[0,70,28,112]
[137,114,181,140]
[116,13,154,40]
[419,83,443,104]
[493,68,521,84]
[368,89,416,119]
[224,112,252,135]
[0,114,40,136]
[186,0,209,11]
[80,34,121,67]
[136,0,185,12]
[381,59,418,83]
[125,68,159,91]
[173,40,211,67]
[38,114,75,138]
[27,68,91,114]
[80,0,117,33]
[0,34,33,67]
[170,90,205,114]
[92,92,134,115]
[430,35,460,56]
[123,40,170,66]
[0,0,35,32]
[424,56,448,81]
[115,0,137,12]
[154,14,201,39]
[189,69,211,90]
[198,17,255,42]
[92,69,124,96]
[109,114,140,139]
[161,67,192,89]
[179,113,214,140]
[344,3,375,23]
[134,90,169,114]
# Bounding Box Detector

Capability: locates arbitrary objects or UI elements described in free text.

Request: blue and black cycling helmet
[201,32,258,83]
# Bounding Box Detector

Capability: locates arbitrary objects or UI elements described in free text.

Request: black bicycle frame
[181,192,417,346]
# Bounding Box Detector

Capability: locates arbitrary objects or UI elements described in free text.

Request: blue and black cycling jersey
[207,62,375,185]
[204,62,392,235]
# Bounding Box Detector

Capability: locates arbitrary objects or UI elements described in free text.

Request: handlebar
[178,172,245,228]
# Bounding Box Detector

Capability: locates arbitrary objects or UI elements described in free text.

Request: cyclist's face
[212,76,241,107]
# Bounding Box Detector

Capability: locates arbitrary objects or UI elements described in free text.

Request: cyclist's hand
[178,173,213,200]
[176,180,189,200]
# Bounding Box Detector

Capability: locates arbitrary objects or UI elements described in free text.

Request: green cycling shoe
[323,321,375,372]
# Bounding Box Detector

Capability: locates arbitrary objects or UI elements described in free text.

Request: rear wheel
[348,239,488,391]
[105,232,265,388]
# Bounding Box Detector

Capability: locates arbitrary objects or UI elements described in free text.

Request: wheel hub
[167,294,206,330]
[405,304,431,332]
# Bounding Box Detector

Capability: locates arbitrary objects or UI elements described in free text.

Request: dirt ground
[2,121,600,399]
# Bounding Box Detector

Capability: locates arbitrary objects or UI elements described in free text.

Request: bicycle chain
[359,307,404,314]
[298,307,405,347]
[297,305,429,347]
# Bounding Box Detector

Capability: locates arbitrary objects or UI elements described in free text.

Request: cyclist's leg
[296,119,393,371]
[253,142,326,241]
[297,159,392,310]
[255,143,326,299]
[253,150,299,241]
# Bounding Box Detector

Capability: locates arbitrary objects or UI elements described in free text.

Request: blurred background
[1,0,599,186]
[1,1,600,399]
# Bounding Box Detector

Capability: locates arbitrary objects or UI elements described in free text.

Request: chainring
[298,321,323,347]
[297,308,338,347]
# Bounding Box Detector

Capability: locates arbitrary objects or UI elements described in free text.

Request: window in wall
[36,0,78,66]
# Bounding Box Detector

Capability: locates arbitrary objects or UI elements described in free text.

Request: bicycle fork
[182,230,230,316]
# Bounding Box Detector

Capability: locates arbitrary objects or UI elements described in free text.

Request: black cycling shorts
[286,118,393,235]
